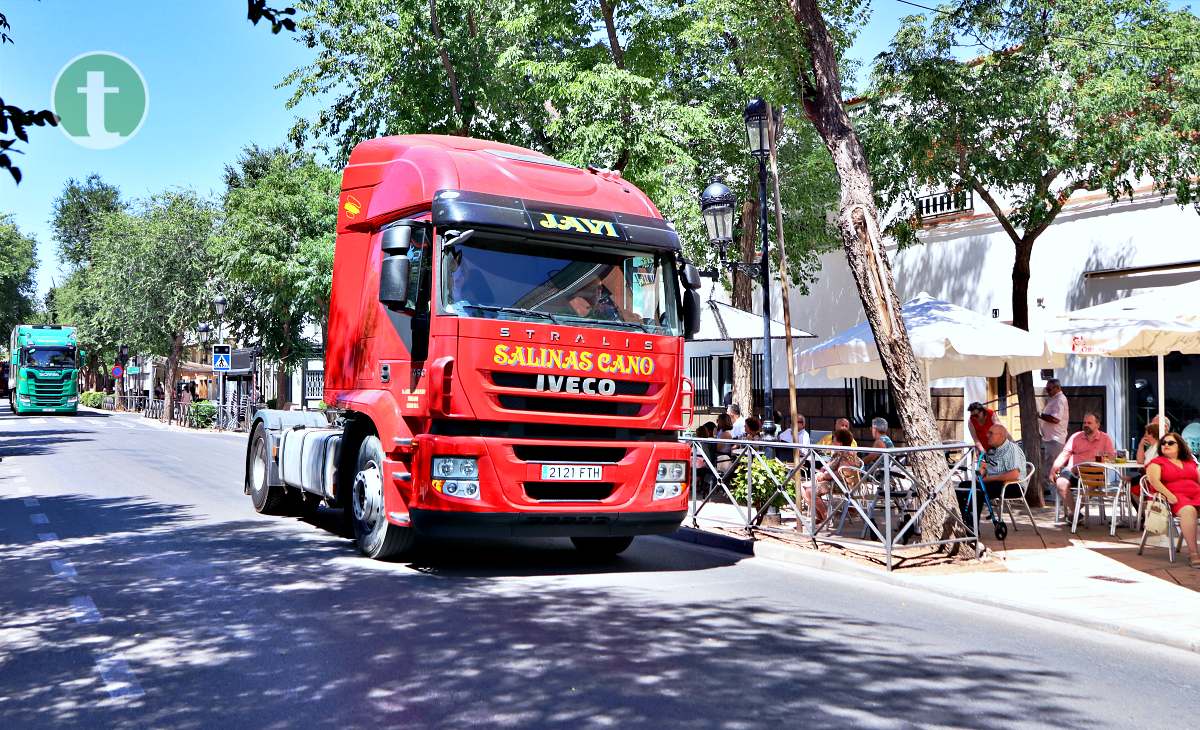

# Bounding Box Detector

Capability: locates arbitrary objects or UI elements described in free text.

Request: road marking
[113,420,138,430]
[94,651,145,700]
[12,475,27,483]
[17,485,32,494]
[30,513,49,525]
[28,417,46,425]
[37,532,59,542]
[51,559,77,581]
[23,496,39,507]
[70,596,102,624]
[54,417,76,426]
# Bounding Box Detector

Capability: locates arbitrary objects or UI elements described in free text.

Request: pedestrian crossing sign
[212,344,232,372]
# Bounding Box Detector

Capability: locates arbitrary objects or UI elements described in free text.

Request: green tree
[90,192,217,418]
[51,174,125,269]
[856,0,1200,502]
[0,214,38,336]
[215,145,338,408]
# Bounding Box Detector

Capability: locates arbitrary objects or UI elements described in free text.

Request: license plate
[540,464,603,481]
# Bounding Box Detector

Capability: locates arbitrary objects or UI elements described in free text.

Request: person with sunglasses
[1146,432,1200,568]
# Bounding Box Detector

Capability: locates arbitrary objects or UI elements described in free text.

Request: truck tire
[248,424,287,515]
[351,435,415,560]
[570,536,635,558]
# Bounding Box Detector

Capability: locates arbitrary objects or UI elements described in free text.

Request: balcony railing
[916,189,973,220]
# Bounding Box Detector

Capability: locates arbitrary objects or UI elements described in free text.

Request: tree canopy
[0,214,38,336]
[214,145,338,369]
[282,0,848,290]
[51,174,126,269]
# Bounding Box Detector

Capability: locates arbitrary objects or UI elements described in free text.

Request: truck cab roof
[337,135,668,235]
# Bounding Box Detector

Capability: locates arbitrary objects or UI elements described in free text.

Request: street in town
[2,406,1200,729]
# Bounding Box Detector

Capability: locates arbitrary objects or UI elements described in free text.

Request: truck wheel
[570,536,635,558]
[351,435,415,560]
[248,424,287,514]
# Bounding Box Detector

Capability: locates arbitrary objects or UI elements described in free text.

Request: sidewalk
[671,500,1200,654]
[79,405,247,439]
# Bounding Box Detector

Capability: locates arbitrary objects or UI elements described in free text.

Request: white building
[686,183,1200,449]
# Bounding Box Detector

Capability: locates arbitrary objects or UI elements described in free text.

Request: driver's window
[404,226,432,313]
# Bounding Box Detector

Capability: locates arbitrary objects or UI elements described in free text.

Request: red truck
[244,135,702,559]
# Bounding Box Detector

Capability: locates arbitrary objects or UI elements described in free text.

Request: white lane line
[22,496,39,507]
[113,420,138,430]
[70,596,102,624]
[29,513,49,525]
[12,475,27,483]
[94,651,145,700]
[51,559,77,581]
[28,417,47,425]
[37,532,59,542]
[17,485,32,494]
[53,417,76,426]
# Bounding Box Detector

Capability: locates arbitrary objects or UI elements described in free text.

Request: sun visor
[431,189,680,250]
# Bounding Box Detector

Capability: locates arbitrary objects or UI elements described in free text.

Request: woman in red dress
[1146,432,1200,568]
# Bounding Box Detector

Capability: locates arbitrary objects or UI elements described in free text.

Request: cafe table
[1077,459,1141,535]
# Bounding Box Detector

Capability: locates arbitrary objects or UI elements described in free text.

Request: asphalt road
[1,405,1199,729]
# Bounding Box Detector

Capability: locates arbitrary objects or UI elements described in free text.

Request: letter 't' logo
[51,52,148,150]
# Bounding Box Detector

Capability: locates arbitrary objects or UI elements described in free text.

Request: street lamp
[211,294,228,417]
[197,323,211,344]
[696,98,779,437]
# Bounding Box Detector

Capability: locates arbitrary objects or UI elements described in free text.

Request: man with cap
[968,402,995,452]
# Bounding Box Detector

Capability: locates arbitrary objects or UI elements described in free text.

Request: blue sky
[0,1,938,298]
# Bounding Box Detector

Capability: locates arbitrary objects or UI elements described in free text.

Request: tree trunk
[790,0,973,554]
[1011,241,1045,506]
[731,199,758,418]
[163,332,184,423]
[428,0,467,135]
[276,320,293,410]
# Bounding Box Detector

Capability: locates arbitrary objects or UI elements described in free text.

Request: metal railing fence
[684,436,981,571]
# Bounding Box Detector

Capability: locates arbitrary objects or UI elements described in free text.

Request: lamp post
[212,295,227,417]
[697,97,778,436]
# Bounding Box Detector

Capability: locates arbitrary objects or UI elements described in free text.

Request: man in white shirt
[728,403,746,439]
[1039,378,1069,495]
[779,412,811,458]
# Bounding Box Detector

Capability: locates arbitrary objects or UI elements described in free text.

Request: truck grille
[496,394,641,416]
[512,445,628,463]
[523,482,617,502]
[30,375,69,406]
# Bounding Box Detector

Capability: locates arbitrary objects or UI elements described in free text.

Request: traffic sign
[111,364,123,377]
[212,344,232,372]
[127,365,141,375]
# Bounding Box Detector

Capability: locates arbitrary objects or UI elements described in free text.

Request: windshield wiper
[461,303,561,324]
[555,315,653,333]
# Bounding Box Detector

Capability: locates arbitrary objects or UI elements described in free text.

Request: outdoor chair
[997,461,1041,537]
[1136,489,1194,563]
[1133,474,1154,531]
[828,464,874,536]
[1071,463,1129,536]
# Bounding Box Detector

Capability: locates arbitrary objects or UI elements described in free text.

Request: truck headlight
[656,461,687,482]
[654,460,687,500]
[18,394,30,403]
[432,457,478,478]
[431,457,481,500]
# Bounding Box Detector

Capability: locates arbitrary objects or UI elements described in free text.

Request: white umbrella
[797,292,1063,380]
[1046,279,1200,435]
[691,300,815,342]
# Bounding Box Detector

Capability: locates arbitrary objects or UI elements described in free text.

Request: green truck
[8,325,82,414]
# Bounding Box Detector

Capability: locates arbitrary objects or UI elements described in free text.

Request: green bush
[79,391,106,408]
[729,455,794,510]
[266,397,278,409]
[189,402,216,429]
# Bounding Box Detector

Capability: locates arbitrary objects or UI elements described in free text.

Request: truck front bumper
[409,508,687,538]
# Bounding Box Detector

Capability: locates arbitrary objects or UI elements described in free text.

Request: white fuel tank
[278,427,342,499]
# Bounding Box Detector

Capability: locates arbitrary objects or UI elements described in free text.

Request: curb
[78,406,245,439]
[665,526,1200,656]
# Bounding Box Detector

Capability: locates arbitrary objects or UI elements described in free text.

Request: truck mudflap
[408,509,687,538]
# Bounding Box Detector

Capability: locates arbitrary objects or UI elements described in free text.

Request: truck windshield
[440,235,682,335]
[25,346,76,369]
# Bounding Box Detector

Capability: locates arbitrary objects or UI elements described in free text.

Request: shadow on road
[0,493,1087,729]
[0,432,93,457]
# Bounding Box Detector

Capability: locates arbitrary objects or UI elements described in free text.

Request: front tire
[350,435,415,560]
[248,424,287,514]
[570,536,635,558]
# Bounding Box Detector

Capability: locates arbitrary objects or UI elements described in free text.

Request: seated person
[1145,433,1200,568]
[816,417,858,447]
[1050,412,1116,518]
[957,424,1025,519]
[714,413,736,472]
[803,428,861,523]
[862,417,894,466]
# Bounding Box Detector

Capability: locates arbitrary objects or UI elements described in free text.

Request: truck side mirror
[682,289,702,339]
[379,256,410,310]
[681,262,702,290]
